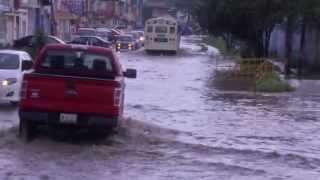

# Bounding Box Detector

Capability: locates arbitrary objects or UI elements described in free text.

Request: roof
[76,36,102,38]
[74,36,109,42]
[117,34,133,37]
[46,35,66,44]
[78,28,96,31]
[0,49,30,56]
[43,44,113,54]
[146,17,177,25]
[132,30,144,33]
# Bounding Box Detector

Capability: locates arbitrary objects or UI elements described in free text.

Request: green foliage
[203,36,239,56]
[256,72,294,92]
[30,29,46,58]
[191,0,320,59]
[193,0,289,57]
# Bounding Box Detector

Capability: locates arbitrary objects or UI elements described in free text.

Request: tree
[281,0,320,75]
[296,0,320,75]
[31,30,46,59]
[170,0,197,34]
[193,0,286,58]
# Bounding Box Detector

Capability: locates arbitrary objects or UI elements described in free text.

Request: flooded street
[1,36,320,180]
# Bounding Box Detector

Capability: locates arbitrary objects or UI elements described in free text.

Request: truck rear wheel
[19,118,35,142]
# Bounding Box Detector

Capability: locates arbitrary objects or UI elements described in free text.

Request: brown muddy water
[0,36,319,180]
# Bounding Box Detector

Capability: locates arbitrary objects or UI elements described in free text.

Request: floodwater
[0,36,320,180]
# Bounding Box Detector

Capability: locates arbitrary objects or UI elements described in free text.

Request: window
[147,26,153,33]
[73,37,87,44]
[38,50,115,79]
[21,53,31,61]
[117,36,132,42]
[170,27,176,34]
[155,26,167,33]
[0,54,19,70]
[45,37,59,44]
[91,38,101,45]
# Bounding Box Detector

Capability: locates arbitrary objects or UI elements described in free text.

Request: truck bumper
[19,111,119,129]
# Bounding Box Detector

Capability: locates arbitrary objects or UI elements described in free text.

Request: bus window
[170,27,175,34]
[147,26,153,33]
[155,26,167,34]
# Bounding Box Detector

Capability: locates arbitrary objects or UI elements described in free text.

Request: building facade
[0,0,30,46]
[0,0,10,46]
[54,0,86,41]
[0,0,52,47]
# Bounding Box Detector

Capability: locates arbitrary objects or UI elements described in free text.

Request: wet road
[1,36,320,180]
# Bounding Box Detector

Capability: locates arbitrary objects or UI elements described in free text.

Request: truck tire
[19,118,34,142]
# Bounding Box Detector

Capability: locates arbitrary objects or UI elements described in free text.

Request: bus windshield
[117,36,132,42]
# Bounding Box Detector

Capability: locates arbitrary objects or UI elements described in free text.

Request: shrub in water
[256,72,294,92]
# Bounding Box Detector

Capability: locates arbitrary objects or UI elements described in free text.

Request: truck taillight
[21,80,28,99]
[114,88,122,107]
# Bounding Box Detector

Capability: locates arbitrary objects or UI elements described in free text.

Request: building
[131,0,143,27]
[0,0,11,46]
[0,0,53,47]
[143,0,171,23]
[54,0,86,41]
[0,0,30,46]
[88,0,117,27]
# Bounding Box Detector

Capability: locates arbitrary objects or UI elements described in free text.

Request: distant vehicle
[144,17,180,54]
[13,35,65,50]
[96,28,113,42]
[19,44,137,141]
[111,29,122,36]
[132,30,145,46]
[127,32,141,49]
[69,36,112,48]
[0,50,33,106]
[114,25,127,31]
[115,35,136,51]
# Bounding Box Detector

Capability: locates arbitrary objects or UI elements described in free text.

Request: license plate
[154,38,168,42]
[60,113,77,124]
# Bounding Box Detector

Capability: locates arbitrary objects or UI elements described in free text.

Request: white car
[0,50,33,105]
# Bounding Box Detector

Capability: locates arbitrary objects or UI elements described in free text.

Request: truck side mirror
[124,69,137,78]
[22,61,33,71]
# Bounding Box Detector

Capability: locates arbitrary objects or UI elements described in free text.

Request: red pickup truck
[19,44,136,141]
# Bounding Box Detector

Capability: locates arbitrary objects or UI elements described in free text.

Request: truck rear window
[36,50,116,79]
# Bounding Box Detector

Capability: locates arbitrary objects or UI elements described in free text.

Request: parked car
[115,35,136,51]
[96,28,113,42]
[132,31,145,45]
[69,36,112,48]
[19,44,137,141]
[111,29,122,36]
[13,35,65,50]
[0,50,33,106]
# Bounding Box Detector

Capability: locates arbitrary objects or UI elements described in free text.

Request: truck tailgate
[20,74,123,117]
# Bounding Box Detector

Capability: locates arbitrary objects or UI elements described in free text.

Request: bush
[203,36,239,56]
[256,72,294,92]
[28,30,46,58]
